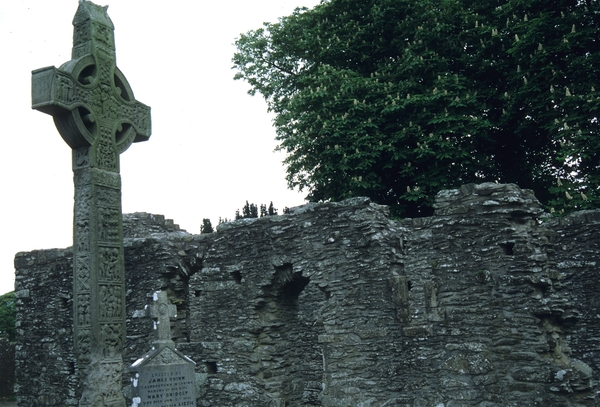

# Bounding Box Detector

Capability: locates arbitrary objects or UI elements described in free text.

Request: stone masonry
[14,184,600,406]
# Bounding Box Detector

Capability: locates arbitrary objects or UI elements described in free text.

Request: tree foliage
[200,218,214,234]
[233,0,600,216]
[236,201,259,219]
[262,202,279,217]
[235,201,279,219]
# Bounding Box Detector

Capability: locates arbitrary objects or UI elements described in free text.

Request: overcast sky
[1,0,321,295]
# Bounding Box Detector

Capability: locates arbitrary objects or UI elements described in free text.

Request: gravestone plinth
[130,291,196,407]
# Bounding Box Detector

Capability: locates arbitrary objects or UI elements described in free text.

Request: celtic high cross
[31,2,151,406]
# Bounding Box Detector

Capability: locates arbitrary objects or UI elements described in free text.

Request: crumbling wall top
[434,182,544,219]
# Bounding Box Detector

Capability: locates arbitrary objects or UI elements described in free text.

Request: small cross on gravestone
[149,290,177,344]
[31,2,150,406]
[130,291,197,407]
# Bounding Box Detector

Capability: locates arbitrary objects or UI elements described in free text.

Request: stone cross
[148,291,177,344]
[31,2,151,407]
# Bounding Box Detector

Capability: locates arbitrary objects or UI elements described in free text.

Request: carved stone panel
[99,284,123,321]
[97,186,120,209]
[98,207,121,244]
[98,247,120,282]
[75,256,91,291]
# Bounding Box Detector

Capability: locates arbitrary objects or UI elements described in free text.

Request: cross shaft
[31,2,151,406]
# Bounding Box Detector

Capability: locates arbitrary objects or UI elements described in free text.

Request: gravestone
[31,1,151,406]
[130,291,196,407]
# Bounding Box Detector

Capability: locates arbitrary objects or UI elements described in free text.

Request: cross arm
[31,65,97,150]
[32,66,73,115]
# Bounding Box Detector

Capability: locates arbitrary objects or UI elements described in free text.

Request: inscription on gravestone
[31,1,151,406]
[130,291,196,407]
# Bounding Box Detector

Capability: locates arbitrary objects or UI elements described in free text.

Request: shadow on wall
[0,337,15,400]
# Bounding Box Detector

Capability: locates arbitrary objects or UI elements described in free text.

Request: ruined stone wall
[14,184,600,406]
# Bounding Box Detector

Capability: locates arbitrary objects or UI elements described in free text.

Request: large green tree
[233,0,600,216]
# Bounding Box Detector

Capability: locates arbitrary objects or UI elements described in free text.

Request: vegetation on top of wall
[235,201,279,219]
[207,201,285,231]
[200,218,214,234]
